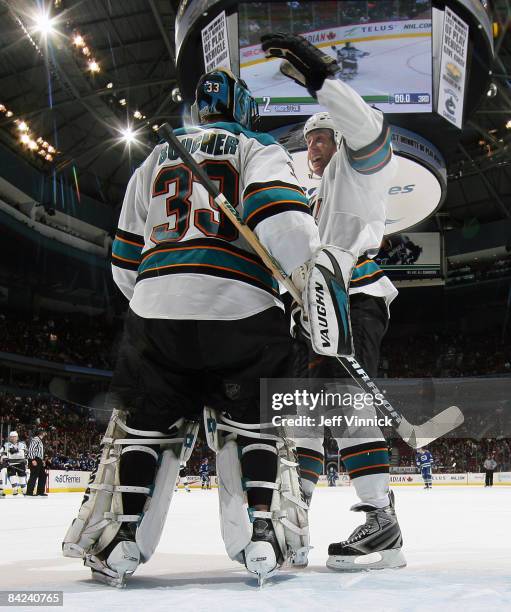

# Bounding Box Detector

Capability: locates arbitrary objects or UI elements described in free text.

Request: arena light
[17,121,29,132]
[0,104,6,113]
[133,110,142,119]
[121,126,135,144]
[87,59,100,73]
[20,134,30,145]
[119,98,126,106]
[28,140,38,151]
[106,82,113,89]
[73,34,85,47]
[33,9,56,37]
[6,110,13,118]
[506,119,511,129]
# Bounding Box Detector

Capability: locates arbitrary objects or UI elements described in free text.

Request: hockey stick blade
[396,405,464,450]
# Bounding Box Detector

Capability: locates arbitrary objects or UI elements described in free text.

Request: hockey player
[327,465,338,487]
[175,465,191,493]
[416,447,433,489]
[261,32,405,571]
[63,67,325,587]
[0,431,28,497]
[199,458,211,490]
[331,42,369,81]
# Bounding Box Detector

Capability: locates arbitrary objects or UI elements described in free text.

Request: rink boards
[3,469,507,493]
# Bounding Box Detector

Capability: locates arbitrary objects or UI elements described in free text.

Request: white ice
[1,486,510,612]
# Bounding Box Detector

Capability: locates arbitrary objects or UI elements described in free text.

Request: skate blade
[327,548,406,571]
[90,569,128,589]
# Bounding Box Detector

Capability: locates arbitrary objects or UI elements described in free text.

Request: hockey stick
[157,123,464,448]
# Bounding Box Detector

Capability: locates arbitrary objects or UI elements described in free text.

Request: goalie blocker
[294,246,355,358]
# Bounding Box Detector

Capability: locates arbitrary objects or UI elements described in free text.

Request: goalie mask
[191,68,259,131]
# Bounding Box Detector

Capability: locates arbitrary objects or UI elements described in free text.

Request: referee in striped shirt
[26,428,48,497]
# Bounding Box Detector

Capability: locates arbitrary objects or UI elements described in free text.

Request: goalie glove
[260,33,340,97]
[291,246,355,358]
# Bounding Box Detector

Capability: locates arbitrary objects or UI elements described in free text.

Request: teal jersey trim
[243,185,309,221]
[342,449,390,474]
[112,238,142,263]
[139,246,277,291]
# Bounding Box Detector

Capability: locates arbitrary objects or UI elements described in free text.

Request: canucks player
[199,458,211,490]
[327,465,338,487]
[0,431,28,497]
[416,447,434,489]
[261,32,404,572]
[63,67,323,587]
[331,42,369,81]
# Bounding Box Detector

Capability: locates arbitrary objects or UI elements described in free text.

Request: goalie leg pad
[204,408,310,573]
[63,410,198,585]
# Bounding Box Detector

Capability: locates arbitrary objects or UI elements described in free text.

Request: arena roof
[0,0,509,227]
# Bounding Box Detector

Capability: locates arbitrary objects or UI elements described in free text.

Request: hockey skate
[327,490,406,571]
[243,518,284,587]
[84,524,140,588]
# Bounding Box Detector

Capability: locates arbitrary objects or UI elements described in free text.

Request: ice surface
[1,486,510,611]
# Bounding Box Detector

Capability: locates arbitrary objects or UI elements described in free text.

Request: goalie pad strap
[242,444,277,455]
[103,512,141,522]
[244,480,279,491]
[121,446,158,460]
[111,437,183,446]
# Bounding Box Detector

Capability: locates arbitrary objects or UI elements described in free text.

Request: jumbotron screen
[239,0,432,115]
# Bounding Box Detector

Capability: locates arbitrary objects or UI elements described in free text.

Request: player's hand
[261,32,339,97]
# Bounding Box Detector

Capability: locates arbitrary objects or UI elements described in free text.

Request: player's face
[306,129,337,177]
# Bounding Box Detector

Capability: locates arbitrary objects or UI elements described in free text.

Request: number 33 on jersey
[111,122,319,320]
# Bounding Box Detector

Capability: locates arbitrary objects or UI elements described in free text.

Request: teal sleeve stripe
[347,130,392,174]
[351,260,381,281]
[112,238,143,262]
[174,122,276,147]
[342,450,389,473]
[139,247,277,290]
[243,187,309,220]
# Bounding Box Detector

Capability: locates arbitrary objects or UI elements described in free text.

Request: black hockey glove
[260,32,339,97]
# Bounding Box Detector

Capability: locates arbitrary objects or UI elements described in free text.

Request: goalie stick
[156,123,464,448]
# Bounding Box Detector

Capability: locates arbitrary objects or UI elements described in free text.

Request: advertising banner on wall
[201,10,231,72]
[437,6,469,128]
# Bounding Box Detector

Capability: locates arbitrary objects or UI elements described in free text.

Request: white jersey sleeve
[240,137,320,275]
[315,78,397,258]
[111,165,149,301]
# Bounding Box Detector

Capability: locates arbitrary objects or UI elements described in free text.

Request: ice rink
[1,486,510,612]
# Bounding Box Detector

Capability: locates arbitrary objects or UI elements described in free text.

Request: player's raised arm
[261,32,390,162]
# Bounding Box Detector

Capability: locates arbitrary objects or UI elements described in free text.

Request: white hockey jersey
[1,441,27,462]
[112,122,320,320]
[314,78,398,305]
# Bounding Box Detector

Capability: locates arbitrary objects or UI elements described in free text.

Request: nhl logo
[224,382,241,400]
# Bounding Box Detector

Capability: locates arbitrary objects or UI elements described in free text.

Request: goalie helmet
[191,67,259,131]
[303,112,341,148]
